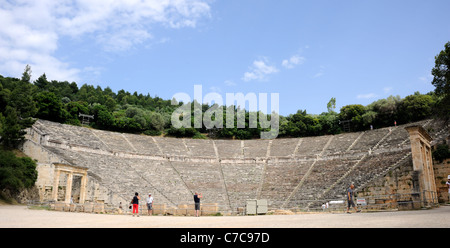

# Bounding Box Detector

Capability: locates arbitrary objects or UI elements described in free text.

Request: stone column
[65,172,73,204]
[79,174,88,204]
[52,169,61,201]
[405,126,437,206]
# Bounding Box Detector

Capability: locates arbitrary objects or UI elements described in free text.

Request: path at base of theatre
[1,205,449,228]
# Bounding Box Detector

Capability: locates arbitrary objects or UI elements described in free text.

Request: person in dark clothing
[193,192,203,217]
[346,184,360,214]
[131,192,140,217]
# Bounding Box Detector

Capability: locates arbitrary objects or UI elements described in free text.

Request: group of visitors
[129,192,153,217]
[128,191,203,217]
[126,184,360,216]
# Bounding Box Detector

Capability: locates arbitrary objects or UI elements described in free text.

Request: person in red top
[131,192,140,217]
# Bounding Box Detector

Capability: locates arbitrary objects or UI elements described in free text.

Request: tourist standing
[446,178,450,203]
[346,183,360,214]
[147,193,154,216]
[131,192,140,217]
[194,192,203,217]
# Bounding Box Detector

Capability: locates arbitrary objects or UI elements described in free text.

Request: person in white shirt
[446,179,450,203]
[147,193,154,216]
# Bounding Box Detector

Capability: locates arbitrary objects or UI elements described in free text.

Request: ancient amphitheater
[21,118,449,214]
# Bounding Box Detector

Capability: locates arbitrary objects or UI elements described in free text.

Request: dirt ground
[1,204,449,228]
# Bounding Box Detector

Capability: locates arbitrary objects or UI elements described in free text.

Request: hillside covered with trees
[0,66,444,142]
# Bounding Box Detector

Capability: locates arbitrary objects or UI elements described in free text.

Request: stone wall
[433,158,450,203]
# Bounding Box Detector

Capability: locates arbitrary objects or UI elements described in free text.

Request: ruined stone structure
[405,126,437,205]
[52,163,88,204]
[21,118,448,213]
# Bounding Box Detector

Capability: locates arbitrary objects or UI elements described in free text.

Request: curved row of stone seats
[348,128,390,152]
[295,135,331,157]
[128,159,192,205]
[350,149,411,186]
[426,118,449,143]
[184,139,217,158]
[36,120,108,150]
[169,161,231,211]
[375,126,410,151]
[221,162,264,210]
[259,160,313,208]
[322,149,411,201]
[91,129,136,153]
[35,119,419,160]
[288,158,359,208]
[122,133,162,156]
[43,146,133,202]
[44,146,190,208]
[322,132,362,156]
[214,140,242,158]
[269,138,299,157]
[243,139,270,158]
[154,137,189,157]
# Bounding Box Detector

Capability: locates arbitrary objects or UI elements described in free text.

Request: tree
[0,106,34,148]
[21,65,32,83]
[432,144,450,163]
[366,95,401,127]
[0,149,37,191]
[398,93,434,123]
[148,111,165,131]
[64,101,89,125]
[0,82,11,112]
[339,104,366,131]
[35,91,65,122]
[431,41,450,119]
[34,74,49,90]
[327,97,336,113]
[9,80,37,118]
[105,96,117,112]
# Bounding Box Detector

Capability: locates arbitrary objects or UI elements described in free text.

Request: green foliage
[167,126,199,138]
[0,61,446,143]
[21,65,32,83]
[431,41,450,119]
[398,93,434,123]
[0,149,37,190]
[365,95,401,128]
[338,104,366,131]
[35,91,65,122]
[433,144,450,163]
[0,106,34,148]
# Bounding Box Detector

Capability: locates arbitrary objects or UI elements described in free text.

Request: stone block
[94,203,104,213]
[201,203,219,216]
[153,204,166,215]
[55,202,65,211]
[84,202,94,213]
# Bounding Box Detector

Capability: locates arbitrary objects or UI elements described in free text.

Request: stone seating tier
[30,119,443,211]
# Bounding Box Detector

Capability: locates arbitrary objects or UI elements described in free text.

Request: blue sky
[1,0,449,116]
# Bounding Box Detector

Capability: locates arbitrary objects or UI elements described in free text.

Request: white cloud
[0,0,211,82]
[418,73,433,83]
[224,80,236,86]
[383,87,393,94]
[357,93,378,99]
[209,86,221,93]
[282,55,305,69]
[312,71,324,78]
[242,58,279,82]
[312,66,325,78]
